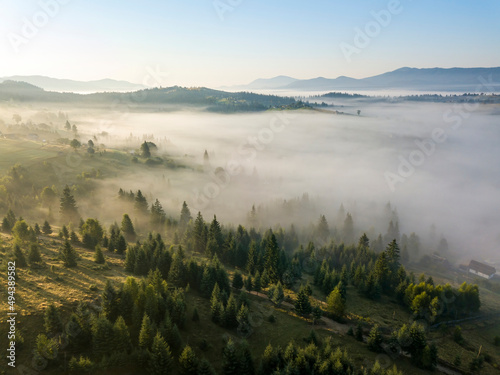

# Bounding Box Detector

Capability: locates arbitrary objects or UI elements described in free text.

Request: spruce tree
[91,315,115,357]
[121,214,136,241]
[59,185,79,222]
[198,359,217,375]
[113,316,131,353]
[13,244,27,267]
[101,280,119,322]
[94,245,105,264]
[179,201,192,228]
[222,338,240,375]
[179,345,198,375]
[134,190,149,215]
[61,240,77,267]
[367,325,383,352]
[116,234,127,255]
[44,304,63,336]
[232,271,244,289]
[239,341,255,375]
[42,220,53,235]
[141,141,151,158]
[294,287,312,316]
[28,243,42,264]
[193,212,206,253]
[139,314,153,349]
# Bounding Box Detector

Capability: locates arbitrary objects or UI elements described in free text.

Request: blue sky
[1,0,499,87]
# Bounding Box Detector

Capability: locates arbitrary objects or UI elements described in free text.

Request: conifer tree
[232,271,243,289]
[44,304,63,336]
[239,341,255,375]
[113,316,131,353]
[92,315,115,357]
[367,325,383,352]
[179,345,198,375]
[148,333,173,375]
[222,338,240,375]
[94,245,105,264]
[134,190,149,215]
[42,220,52,235]
[13,244,27,267]
[60,185,79,222]
[198,359,217,375]
[61,240,77,267]
[139,314,153,350]
[121,214,136,241]
[28,243,42,264]
[294,286,312,316]
[179,201,192,229]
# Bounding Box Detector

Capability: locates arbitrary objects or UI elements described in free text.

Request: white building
[468,260,496,279]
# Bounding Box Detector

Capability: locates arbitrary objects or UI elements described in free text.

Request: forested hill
[0,81,301,113]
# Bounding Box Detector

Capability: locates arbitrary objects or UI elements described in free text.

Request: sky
[1,0,499,87]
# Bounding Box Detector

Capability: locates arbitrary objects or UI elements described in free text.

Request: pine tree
[223,295,238,328]
[60,185,79,223]
[222,338,240,375]
[13,244,27,267]
[342,212,354,244]
[92,315,115,357]
[326,286,345,317]
[316,215,330,243]
[141,141,151,158]
[179,345,198,375]
[44,304,63,336]
[198,358,217,375]
[239,341,255,375]
[232,271,244,289]
[367,325,383,352]
[28,243,42,264]
[94,245,104,264]
[151,199,166,228]
[139,314,153,350]
[263,230,280,284]
[268,282,284,306]
[113,316,131,353]
[116,234,127,255]
[61,240,77,267]
[102,280,119,322]
[179,201,192,229]
[294,286,312,316]
[134,190,149,215]
[42,220,52,235]
[121,214,136,241]
[193,212,206,253]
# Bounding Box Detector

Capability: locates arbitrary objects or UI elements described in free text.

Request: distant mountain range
[0,75,146,93]
[224,67,500,92]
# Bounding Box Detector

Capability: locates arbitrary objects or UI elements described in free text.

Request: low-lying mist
[1,99,499,264]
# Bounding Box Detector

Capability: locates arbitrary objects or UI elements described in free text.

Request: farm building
[467,260,496,279]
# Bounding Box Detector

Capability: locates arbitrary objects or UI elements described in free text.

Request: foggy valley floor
[0,99,500,375]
